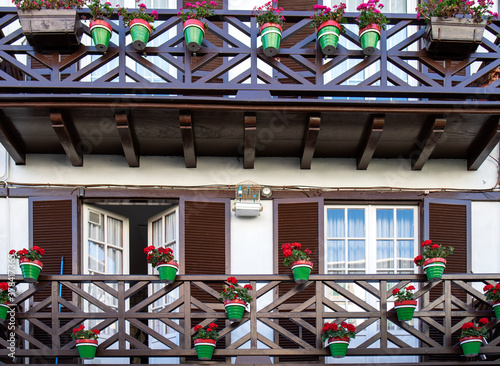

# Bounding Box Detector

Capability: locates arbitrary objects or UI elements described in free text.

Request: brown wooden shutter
[424,199,470,362]
[275,199,322,363]
[31,198,75,363]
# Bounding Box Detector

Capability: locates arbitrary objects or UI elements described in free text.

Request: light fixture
[233,180,263,217]
[261,186,272,198]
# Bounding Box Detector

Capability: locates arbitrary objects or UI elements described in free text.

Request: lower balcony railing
[0,274,499,364]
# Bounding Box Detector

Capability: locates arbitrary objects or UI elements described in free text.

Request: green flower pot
[75,339,98,359]
[359,24,381,56]
[129,18,152,51]
[260,23,282,57]
[291,260,313,284]
[317,20,340,55]
[394,300,417,321]
[423,258,446,282]
[90,19,112,52]
[19,259,43,282]
[156,261,178,284]
[0,304,10,321]
[183,19,205,52]
[493,301,500,320]
[460,336,482,357]
[224,299,246,322]
[194,338,216,360]
[325,337,349,358]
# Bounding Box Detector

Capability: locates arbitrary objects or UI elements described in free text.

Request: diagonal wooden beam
[0,109,25,164]
[468,117,500,170]
[244,113,256,169]
[357,116,385,170]
[115,111,139,167]
[301,115,321,169]
[411,118,446,170]
[50,110,83,166]
[179,112,196,168]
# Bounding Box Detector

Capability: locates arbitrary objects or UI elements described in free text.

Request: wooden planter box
[424,17,486,59]
[18,9,83,53]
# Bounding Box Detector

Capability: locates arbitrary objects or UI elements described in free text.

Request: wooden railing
[1,9,500,101]
[0,273,499,364]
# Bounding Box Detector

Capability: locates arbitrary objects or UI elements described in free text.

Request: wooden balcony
[0,273,499,365]
[0,9,500,169]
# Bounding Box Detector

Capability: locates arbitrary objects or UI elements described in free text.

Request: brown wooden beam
[411,118,446,171]
[300,115,321,169]
[468,117,500,170]
[50,110,83,166]
[244,113,256,169]
[179,113,196,168]
[0,110,25,165]
[357,116,385,170]
[115,112,139,167]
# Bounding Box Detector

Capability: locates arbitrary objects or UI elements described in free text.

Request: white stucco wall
[471,202,500,273]
[0,198,29,275]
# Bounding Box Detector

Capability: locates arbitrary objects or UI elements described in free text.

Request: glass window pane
[107,217,123,247]
[397,209,414,237]
[376,240,394,269]
[165,212,176,244]
[348,209,365,237]
[88,212,103,241]
[376,209,394,238]
[152,219,162,247]
[327,240,345,271]
[107,248,123,275]
[327,209,345,238]
[348,240,365,268]
[397,240,414,269]
[88,240,105,272]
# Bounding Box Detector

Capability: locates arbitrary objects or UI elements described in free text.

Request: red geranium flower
[194,325,202,331]
[422,240,432,247]
[227,277,238,284]
[283,249,293,257]
[462,322,474,330]
[208,323,218,329]
[244,284,253,290]
[281,243,291,251]
[484,284,494,292]
[407,285,415,291]
[479,318,489,325]
[392,288,399,295]
[292,242,301,249]
[431,244,440,249]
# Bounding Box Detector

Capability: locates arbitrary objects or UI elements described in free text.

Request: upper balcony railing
[1,9,500,102]
[0,273,499,364]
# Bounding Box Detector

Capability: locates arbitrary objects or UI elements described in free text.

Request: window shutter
[275,199,322,363]
[424,199,470,362]
[30,198,75,363]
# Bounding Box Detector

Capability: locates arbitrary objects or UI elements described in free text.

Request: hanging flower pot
[291,260,313,284]
[75,339,98,359]
[129,18,152,51]
[325,336,350,358]
[19,258,43,283]
[460,336,483,357]
[156,261,179,284]
[394,300,417,322]
[224,299,246,322]
[317,20,341,56]
[493,300,500,320]
[183,19,205,52]
[0,304,10,321]
[260,23,282,57]
[422,257,446,282]
[358,24,380,56]
[194,338,216,360]
[90,20,113,52]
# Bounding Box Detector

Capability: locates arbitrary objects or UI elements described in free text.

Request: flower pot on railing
[194,338,216,360]
[75,339,98,359]
[260,23,282,57]
[19,258,43,282]
[325,336,350,358]
[424,17,486,60]
[422,257,446,281]
[224,299,246,322]
[129,18,152,51]
[0,304,10,321]
[156,260,178,284]
[317,20,341,56]
[460,336,483,357]
[358,23,380,56]
[394,300,417,322]
[90,20,113,52]
[493,300,500,320]
[18,9,83,53]
[291,260,313,284]
[183,19,205,52]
